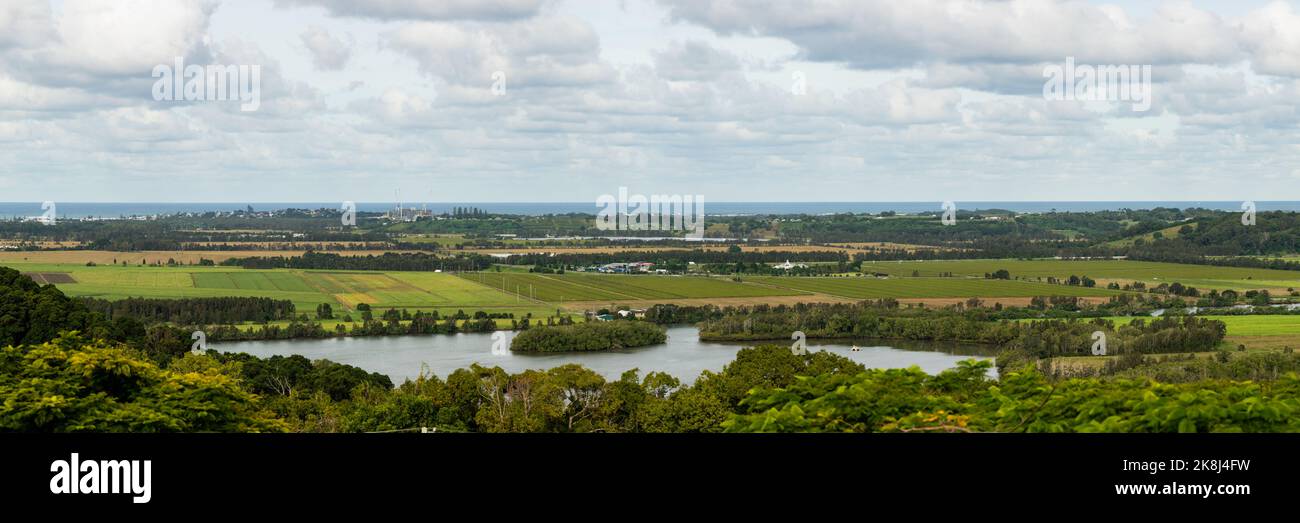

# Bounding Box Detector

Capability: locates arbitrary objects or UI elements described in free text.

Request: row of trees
[80,296,296,325]
[222,251,492,271]
[1128,250,1300,272]
[198,315,501,342]
[1006,316,1225,360]
[695,301,1226,358]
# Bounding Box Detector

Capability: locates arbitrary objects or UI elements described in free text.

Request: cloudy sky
[1,0,1299,203]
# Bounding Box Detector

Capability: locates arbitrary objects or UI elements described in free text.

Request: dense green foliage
[262,344,864,433]
[726,360,1300,433]
[212,352,393,401]
[510,321,667,352]
[1012,316,1225,357]
[644,303,727,324]
[5,331,1297,433]
[200,311,499,343]
[80,296,296,324]
[0,267,106,346]
[1048,350,1300,383]
[1157,211,1300,256]
[696,301,1225,358]
[0,334,285,432]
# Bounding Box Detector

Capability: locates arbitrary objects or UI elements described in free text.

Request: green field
[458,272,808,302]
[858,259,1300,291]
[12,258,1297,354]
[192,271,317,293]
[4,261,1137,315]
[14,259,1296,320]
[749,276,1122,299]
[1,262,527,314]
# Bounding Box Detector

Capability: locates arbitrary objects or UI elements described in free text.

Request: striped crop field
[0,262,522,312]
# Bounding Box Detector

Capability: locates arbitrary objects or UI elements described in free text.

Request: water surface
[212,326,997,384]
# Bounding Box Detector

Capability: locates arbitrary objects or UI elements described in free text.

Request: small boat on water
[850,345,862,352]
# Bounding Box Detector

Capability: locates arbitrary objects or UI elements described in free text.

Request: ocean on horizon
[1,201,1295,220]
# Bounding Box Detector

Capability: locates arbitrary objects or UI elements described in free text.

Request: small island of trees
[510,321,667,352]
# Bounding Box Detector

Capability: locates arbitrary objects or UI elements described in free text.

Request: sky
[1,0,1299,203]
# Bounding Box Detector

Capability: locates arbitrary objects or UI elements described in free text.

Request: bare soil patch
[22,272,77,284]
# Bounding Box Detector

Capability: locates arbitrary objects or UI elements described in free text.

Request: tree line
[693,301,1225,360]
[78,296,296,325]
[200,314,501,342]
[221,251,492,271]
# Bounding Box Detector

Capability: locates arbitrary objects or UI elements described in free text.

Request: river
[210,326,998,384]
[215,325,1003,382]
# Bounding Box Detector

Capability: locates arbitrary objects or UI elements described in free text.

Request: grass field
[8,261,814,312]
[458,272,808,302]
[858,259,1300,291]
[749,276,1122,299]
[1,262,527,314]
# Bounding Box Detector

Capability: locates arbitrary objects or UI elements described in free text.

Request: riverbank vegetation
[694,301,1224,353]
